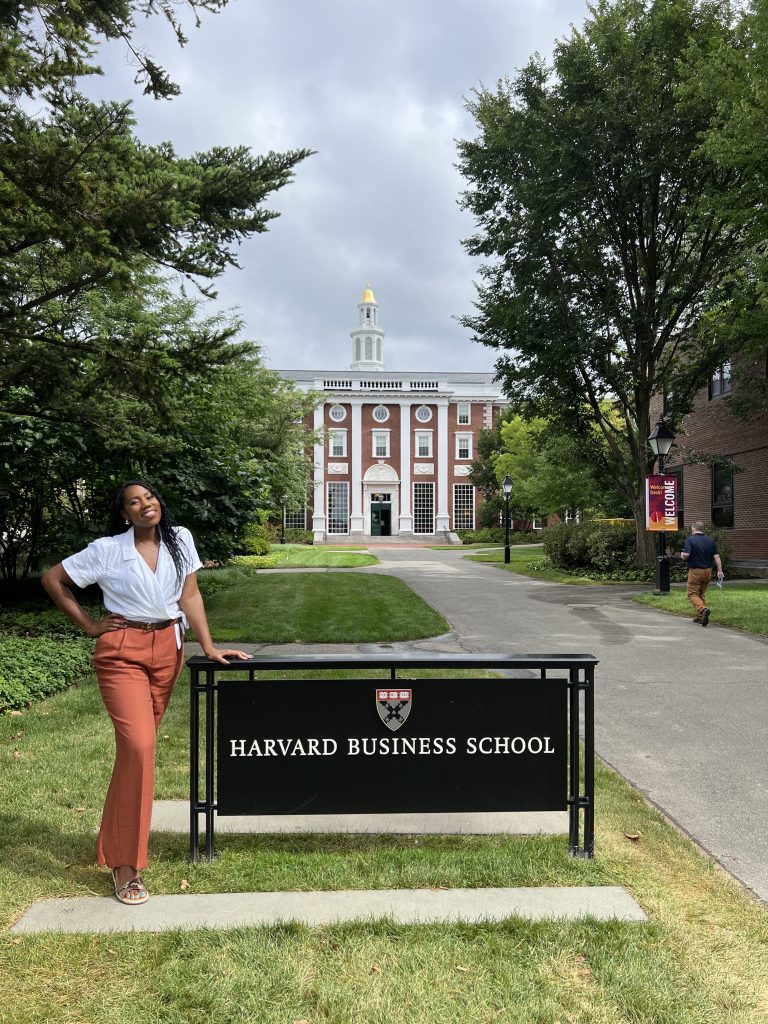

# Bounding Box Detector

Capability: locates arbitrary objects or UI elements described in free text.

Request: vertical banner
[646,475,678,531]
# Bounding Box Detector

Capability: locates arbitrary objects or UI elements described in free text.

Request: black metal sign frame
[187,653,596,861]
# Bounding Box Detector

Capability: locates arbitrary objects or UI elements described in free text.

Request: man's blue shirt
[683,533,718,569]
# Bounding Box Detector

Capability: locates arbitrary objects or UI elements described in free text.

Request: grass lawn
[202,572,450,643]
[464,546,592,584]
[2,672,768,1022]
[632,584,768,636]
[233,546,378,569]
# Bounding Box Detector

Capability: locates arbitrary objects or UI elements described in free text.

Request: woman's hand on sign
[204,646,250,665]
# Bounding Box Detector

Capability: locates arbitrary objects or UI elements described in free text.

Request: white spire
[350,285,384,371]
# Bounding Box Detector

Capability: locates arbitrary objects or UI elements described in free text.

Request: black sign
[216,677,567,815]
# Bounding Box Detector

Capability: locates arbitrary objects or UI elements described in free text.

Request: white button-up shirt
[62,527,202,646]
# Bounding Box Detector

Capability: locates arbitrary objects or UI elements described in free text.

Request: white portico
[278,288,508,542]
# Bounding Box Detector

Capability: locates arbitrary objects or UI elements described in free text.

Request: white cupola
[350,285,385,370]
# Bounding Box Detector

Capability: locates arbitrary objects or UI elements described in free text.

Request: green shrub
[0,606,102,638]
[544,522,636,570]
[458,528,537,545]
[0,636,95,712]
[544,521,733,574]
[234,520,271,556]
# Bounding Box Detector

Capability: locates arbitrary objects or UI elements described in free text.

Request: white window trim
[414,429,433,458]
[455,433,473,460]
[372,405,390,422]
[329,404,347,422]
[372,429,391,458]
[456,402,471,425]
[415,405,433,423]
[327,481,350,535]
[329,428,347,458]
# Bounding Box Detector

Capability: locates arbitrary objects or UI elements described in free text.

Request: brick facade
[652,358,768,559]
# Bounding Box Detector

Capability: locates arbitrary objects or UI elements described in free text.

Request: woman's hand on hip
[85,614,128,638]
[203,647,250,665]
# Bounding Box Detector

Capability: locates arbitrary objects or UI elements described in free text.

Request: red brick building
[654,358,768,563]
[278,288,508,541]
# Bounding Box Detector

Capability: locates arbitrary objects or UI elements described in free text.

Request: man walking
[680,522,724,626]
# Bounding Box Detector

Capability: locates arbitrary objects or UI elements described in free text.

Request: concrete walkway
[11,887,646,934]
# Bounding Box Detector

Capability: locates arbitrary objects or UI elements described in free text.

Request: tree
[470,411,631,524]
[457,0,749,563]
[0,1,315,574]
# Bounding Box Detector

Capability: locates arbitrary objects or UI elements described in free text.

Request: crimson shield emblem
[376,687,412,732]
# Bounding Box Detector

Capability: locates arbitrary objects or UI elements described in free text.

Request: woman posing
[42,481,248,905]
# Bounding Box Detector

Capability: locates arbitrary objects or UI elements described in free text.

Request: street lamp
[502,474,513,565]
[280,496,287,545]
[647,418,676,595]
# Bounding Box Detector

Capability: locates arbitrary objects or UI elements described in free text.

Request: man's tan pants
[687,568,712,620]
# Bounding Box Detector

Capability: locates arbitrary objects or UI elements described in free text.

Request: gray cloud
[91,0,590,372]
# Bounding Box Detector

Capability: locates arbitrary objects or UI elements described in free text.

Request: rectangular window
[372,431,390,458]
[284,506,307,530]
[457,402,470,425]
[709,361,732,399]
[413,482,435,535]
[327,482,349,534]
[453,484,475,531]
[415,431,433,458]
[329,430,347,458]
[456,433,472,460]
[711,464,734,528]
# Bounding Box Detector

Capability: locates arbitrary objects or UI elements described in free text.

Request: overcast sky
[91,0,591,374]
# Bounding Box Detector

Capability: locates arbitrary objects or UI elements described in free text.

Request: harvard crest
[376,687,412,732]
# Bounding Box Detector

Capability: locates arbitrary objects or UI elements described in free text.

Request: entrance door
[370,499,392,536]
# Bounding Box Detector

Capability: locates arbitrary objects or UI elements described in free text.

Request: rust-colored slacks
[92,625,183,869]
[687,568,712,619]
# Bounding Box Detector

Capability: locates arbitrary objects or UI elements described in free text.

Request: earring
[125,519,130,525]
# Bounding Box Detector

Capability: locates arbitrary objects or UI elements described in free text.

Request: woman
[42,480,248,905]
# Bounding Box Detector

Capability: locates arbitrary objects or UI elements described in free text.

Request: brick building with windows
[278,288,507,542]
[654,357,768,563]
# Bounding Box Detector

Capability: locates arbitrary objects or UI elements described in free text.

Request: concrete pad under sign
[152,800,569,835]
[11,886,647,934]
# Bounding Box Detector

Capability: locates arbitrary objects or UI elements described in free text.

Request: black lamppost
[280,496,287,544]
[647,418,676,595]
[502,474,513,564]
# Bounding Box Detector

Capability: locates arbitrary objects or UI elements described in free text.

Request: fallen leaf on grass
[74,807,87,813]
[369,963,382,975]
[8,710,22,717]
[292,1019,311,1023]
[455,965,471,973]
[624,832,641,842]
[180,879,190,891]
[10,938,21,945]
[11,731,23,741]
[12,750,22,759]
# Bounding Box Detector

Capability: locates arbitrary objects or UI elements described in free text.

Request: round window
[415,405,432,423]
[372,405,390,422]
[329,405,346,422]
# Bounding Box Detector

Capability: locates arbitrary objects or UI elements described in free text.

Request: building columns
[312,402,326,540]
[399,400,413,534]
[350,400,364,534]
[436,398,450,533]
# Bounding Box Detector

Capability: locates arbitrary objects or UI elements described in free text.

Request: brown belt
[122,617,182,632]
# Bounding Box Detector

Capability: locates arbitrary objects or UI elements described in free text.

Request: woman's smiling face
[122,485,162,529]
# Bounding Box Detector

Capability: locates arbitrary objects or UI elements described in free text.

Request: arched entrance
[363,463,400,536]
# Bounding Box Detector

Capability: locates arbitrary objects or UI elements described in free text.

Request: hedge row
[543,522,733,573]
[458,529,539,545]
[0,635,95,712]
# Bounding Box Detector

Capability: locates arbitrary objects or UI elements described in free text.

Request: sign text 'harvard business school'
[216,677,567,816]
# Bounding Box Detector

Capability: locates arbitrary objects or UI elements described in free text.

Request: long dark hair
[106,480,187,587]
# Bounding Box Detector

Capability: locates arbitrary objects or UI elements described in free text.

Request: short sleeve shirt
[682,533,718,569]
[62,526,202,624]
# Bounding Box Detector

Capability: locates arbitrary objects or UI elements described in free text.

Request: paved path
[355,548,768,902]
[11,887,645,934]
